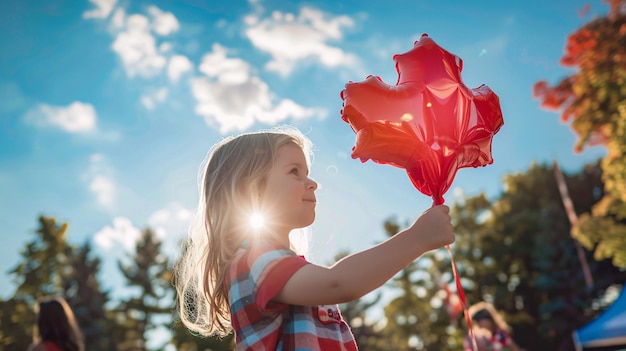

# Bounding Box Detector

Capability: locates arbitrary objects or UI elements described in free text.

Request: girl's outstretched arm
[274,204,455,306]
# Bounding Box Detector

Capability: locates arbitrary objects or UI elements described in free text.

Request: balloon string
[446,244,477,351]
[433,197,476,351]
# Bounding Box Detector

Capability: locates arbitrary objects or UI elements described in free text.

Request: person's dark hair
[467,302,512,333]
[471,308,494,322]
[33,296,84,351]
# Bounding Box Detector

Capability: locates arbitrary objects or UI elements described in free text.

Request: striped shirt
[228,240,358,351]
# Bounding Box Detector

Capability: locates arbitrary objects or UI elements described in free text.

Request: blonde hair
[33,296,84,351]
[174,125,313,336]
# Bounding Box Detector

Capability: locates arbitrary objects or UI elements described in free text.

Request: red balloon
[340,34,504,205]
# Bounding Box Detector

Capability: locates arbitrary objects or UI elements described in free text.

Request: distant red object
[341,34,503,206]
[442,281,463,322]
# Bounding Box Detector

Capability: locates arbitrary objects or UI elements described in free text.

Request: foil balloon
[340,33,504,205]
[341,34,504,351]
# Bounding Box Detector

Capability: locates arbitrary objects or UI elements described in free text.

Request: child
[27,296,84,351]
[464,302,520,351]
[174,125,455,350]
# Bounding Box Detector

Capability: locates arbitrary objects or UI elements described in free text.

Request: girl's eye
[290,168,299,175]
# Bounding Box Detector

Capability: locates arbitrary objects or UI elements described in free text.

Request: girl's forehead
[277,143,305,158]
[276,143,309,166]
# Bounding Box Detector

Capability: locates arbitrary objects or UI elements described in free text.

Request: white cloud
[140,87,169,110]
[83,3,190,114]
[245,6,356,75]
[110,8,125,30]
[159,42,173,53]
[83,0,118,19]
[111,14,167,78]
[90,175,115,207]
[94,216,142,251]
[167,55,193,82]
[190,43,321,134]
[93,203,191,262]
[87,153,116,208]
[148,202,193,256]
[91,3,185,81]
[198,44,250,84]
[147,5,180,36]
[84,3,322,132]
[24,101,97,133]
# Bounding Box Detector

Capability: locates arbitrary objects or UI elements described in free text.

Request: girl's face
[477,318,495,332]
[261,143,318,237]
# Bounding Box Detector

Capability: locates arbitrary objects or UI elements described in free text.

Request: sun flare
[249,212,266,231]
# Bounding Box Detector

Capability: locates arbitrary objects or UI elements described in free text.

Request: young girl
[27,296,84,351]
[464,302,520,351]
[175,125,455,350]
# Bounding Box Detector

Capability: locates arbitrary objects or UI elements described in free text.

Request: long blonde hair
[174,126,313,336]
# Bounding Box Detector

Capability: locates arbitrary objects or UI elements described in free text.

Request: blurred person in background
[27,296,84,351]
[464,302,521,351]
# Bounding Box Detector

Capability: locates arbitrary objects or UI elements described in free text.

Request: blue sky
[0,0,609,306]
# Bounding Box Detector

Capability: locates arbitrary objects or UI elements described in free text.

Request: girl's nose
[307,178,318,190]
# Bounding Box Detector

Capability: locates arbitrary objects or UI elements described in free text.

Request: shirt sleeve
[247,246,308,313]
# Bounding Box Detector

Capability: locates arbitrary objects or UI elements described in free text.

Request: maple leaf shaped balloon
[341,34,504,205]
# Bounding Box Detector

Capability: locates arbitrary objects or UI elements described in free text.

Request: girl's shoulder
[229,239,306,283]
[241,239,295,260]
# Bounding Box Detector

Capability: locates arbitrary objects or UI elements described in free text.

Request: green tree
[3,216,73,351]
[114,228,173,351]
[2,216,118,351]
[11,216,70,299]
[63,241,117,351]
[380,218,464,351]
[451,161,626,351]
[533,0,626,267]
[0,297,31,349]
[169,320,235,351]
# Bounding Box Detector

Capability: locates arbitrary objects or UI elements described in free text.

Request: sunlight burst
[249,212,266,231]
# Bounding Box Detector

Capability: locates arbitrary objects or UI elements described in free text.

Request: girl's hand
[410,204,455,253]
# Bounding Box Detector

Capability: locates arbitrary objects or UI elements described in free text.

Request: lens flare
[249,212,266,230]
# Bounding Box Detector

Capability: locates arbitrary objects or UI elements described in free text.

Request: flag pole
[553,159,594,287]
